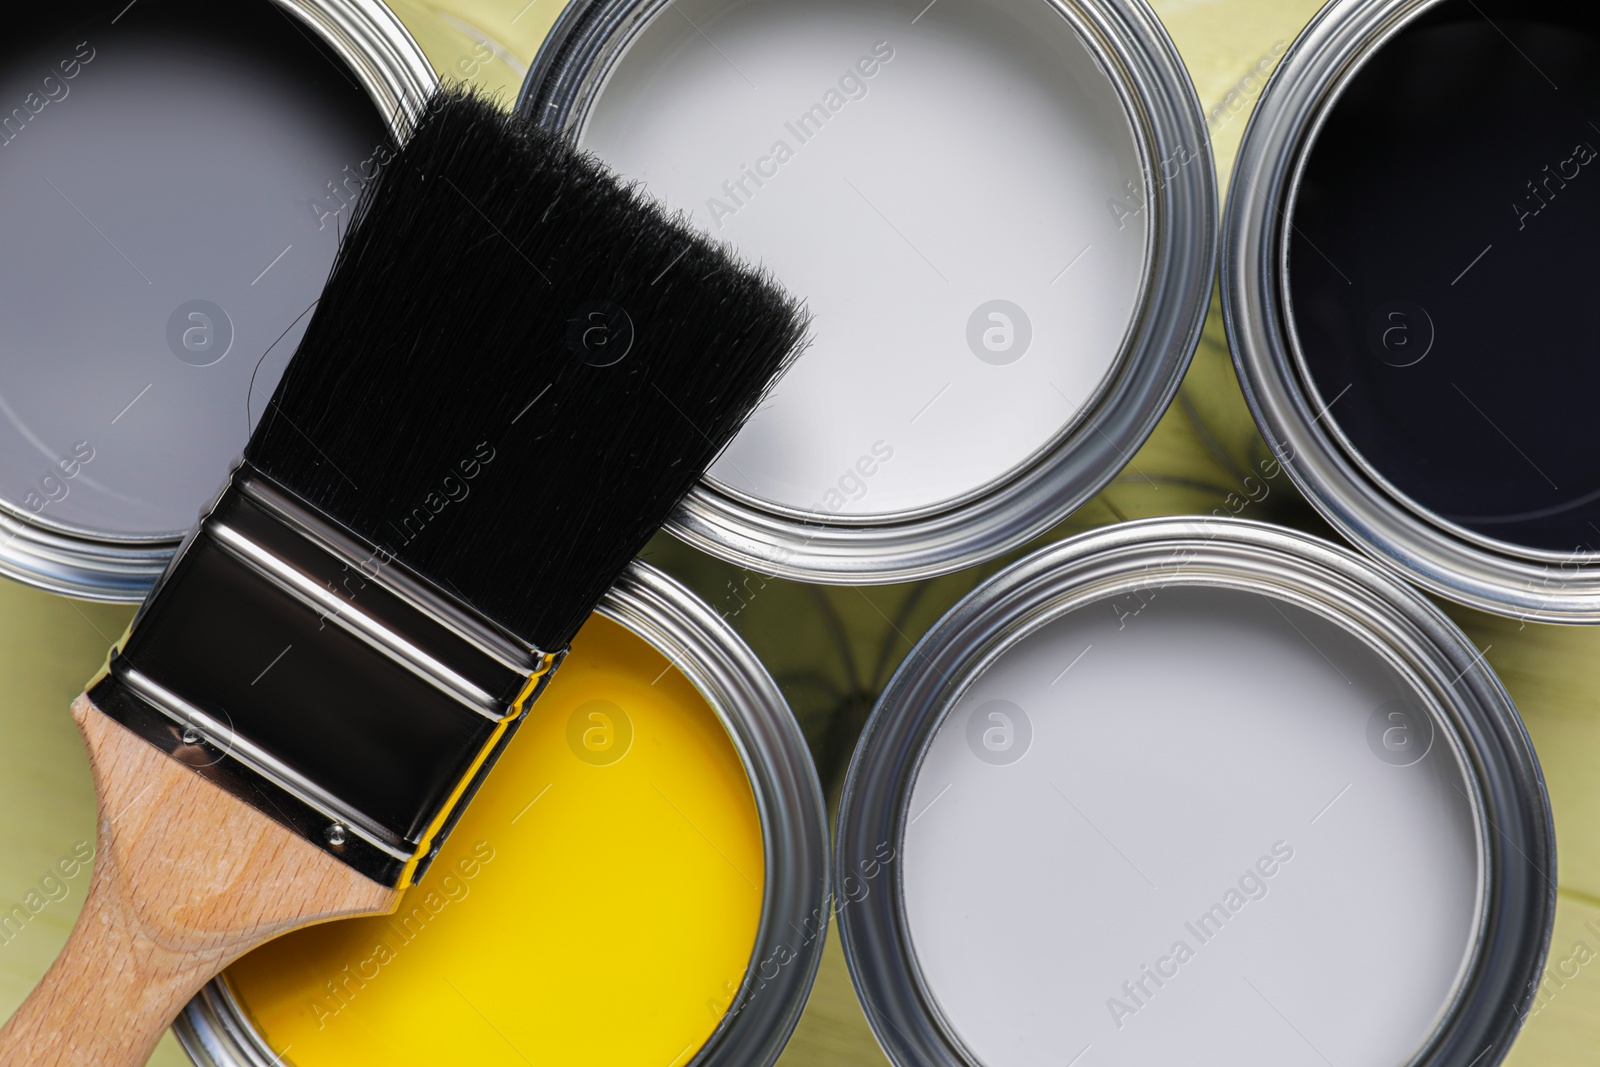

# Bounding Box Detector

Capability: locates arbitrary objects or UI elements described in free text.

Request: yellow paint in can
[225,616,765,1065]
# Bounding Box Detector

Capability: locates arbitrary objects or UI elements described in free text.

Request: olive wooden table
[1,2,1594,1065]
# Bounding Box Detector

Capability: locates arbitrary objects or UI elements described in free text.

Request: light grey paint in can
[837,517,1553,1067]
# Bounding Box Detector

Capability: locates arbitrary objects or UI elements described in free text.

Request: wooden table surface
[1,2,1594,1065]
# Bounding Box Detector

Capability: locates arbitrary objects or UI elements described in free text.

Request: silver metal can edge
[835,515,1554,1067]
[173,558,832,1067]
[518,0,1218,586]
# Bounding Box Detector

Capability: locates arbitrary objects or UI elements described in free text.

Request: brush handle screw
[325,823,348,847]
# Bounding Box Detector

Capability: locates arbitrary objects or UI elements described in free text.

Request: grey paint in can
[0,0,433,600]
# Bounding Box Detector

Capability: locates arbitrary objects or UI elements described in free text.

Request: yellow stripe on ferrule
[395,653,558,890]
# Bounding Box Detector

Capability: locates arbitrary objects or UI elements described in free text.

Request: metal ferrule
[89,466,559,887]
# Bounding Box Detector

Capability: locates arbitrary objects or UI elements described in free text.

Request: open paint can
[1227,0,1600,621]
[0,0,432,600]
[521,0,1215,584]
[174,560,829,1067]
[836,517,1553,1067]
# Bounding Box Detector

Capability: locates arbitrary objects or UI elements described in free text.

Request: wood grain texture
[0,695,399,1067]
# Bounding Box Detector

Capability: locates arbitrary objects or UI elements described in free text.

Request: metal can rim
[174,557,832,1067]
[0,0,437,604]
[1222,0,1600,621]
[518,0,1218,586]
[834,515,1554,1067]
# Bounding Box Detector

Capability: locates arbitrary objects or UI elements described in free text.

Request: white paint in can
[581,0,1148,519]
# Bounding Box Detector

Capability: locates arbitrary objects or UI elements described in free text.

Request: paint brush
[0,85,807,1066]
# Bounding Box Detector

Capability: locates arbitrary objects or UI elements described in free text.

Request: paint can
[836,517,1552,1067]
[174,560,830,1067]
[1226,0,1600,621]
[0,0,433,600]
[521,0,1216,584]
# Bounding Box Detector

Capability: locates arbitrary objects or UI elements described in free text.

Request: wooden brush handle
[0,695,399,1066]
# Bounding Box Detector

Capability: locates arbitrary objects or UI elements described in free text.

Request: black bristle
[245,87,807,651]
